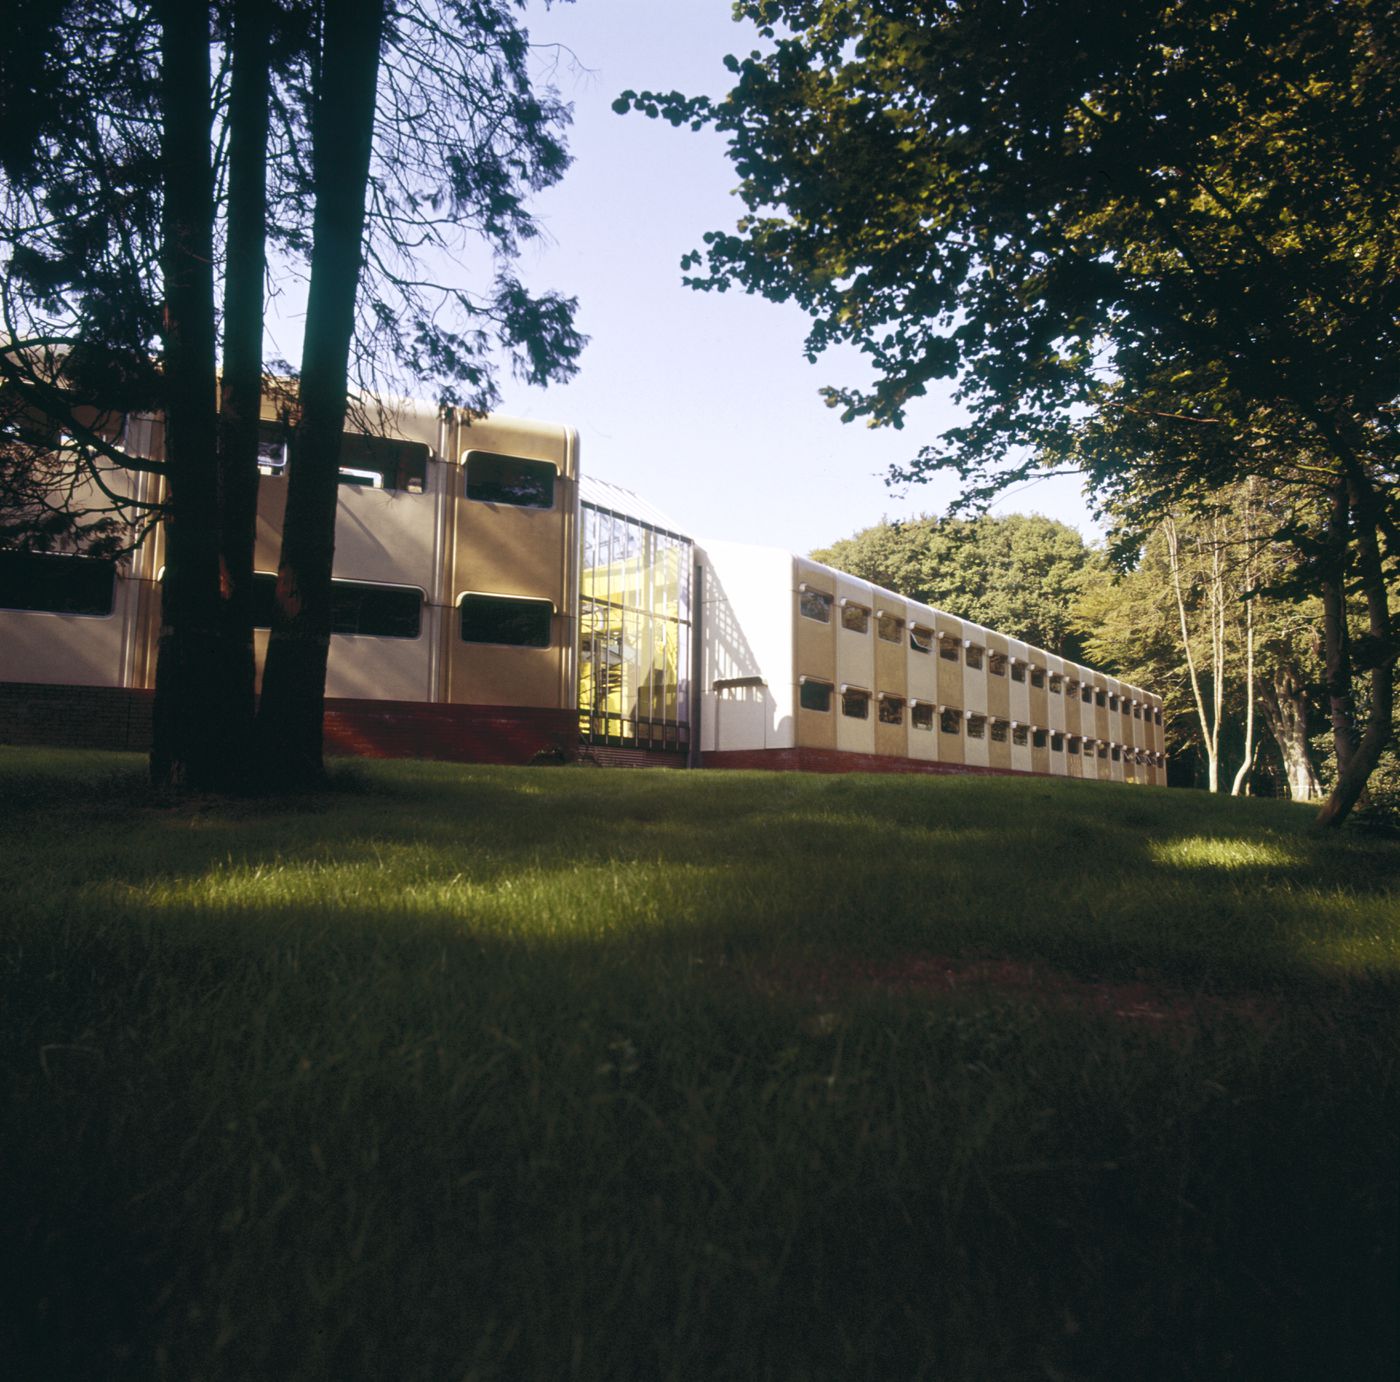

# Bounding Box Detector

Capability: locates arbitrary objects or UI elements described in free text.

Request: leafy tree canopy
[812,512,1100,658]
[0,0,585,503]
[620,0,1398,517]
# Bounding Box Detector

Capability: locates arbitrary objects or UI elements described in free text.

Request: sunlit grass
[1150,834,1303,869]
[1,749,1396,1381]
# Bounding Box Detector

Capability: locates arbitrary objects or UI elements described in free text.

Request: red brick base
[322,698,577,765]
[0,682,154,752]
[0,682,577,766]
[0,685,1155,781]
[700,746,1055,779]
[701,746,1166,786]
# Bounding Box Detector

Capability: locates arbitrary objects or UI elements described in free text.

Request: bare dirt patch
[749,953,1283,1030]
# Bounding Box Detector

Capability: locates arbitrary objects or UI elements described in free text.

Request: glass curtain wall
[579,503,692,751]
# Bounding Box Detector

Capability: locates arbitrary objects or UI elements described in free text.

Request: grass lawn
[1,748,1396,1380]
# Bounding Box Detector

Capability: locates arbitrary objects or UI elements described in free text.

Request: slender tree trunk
[257,0,385,788]
[1231,483,1255,797]
[1208,524,1225,791]
[1230,592,1254,796]
[150,0,221,790]
[1259,661,1322,801]
[1164,516,1221,791]
[1318,480,1358,789]
[211,0,272,790]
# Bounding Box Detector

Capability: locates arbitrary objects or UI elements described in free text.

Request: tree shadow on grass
[2,758,1397,1382]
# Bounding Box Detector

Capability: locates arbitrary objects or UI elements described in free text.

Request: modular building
[697,542,1165,784]
[0,400,581,761]
[0,405,1164,784]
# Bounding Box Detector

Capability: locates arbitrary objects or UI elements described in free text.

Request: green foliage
[1355,703,1400,829]
[812,511,1100,657]
[0,0,587,533]
[1074,536,1186,712]
[2,752,1397,1378]
[621,0,1398,512]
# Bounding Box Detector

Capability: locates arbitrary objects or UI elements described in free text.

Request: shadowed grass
[1,749,1396,1380]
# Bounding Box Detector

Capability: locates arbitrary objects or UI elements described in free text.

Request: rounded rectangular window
[459,593,552,646]
[841,603,870,634]
[251,574,421,638]
[988,652,1007,677]
[0,551,116,616]
[1049,674,1063,694]
[878,695,903,725]
[1068,736,1081,756]
[967,714,986,739]
[1011,661,1026,683]
[332,581,421,638]
[965,644,984,670]
[465,451,555,508]
[257,434,288,476]
[877,613,903,643]
[841,689,870,719]
[939,637,959,661]
[990,719,1008,743]
[799,588,833,622]
[939,707,962,735]
[1051,732,1064,752]
[341,433,430,491]
[909,626,933,654]
[1012,724,1029,746]
[1032,728,1048,749]
[912,703,935,731]
[1030,666,1045,689]
[799,679,832,712]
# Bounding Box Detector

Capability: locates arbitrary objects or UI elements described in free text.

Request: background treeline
[813,499,1398,815]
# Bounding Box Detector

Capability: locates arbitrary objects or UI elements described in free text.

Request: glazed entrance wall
[578,502,693,754]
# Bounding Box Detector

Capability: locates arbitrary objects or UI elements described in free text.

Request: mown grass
[1,748,1396,1381]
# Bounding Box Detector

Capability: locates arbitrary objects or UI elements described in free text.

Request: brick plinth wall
[701,746,1056,779]
[0,683,577,766]
[0,682,155,752]
[322,699,577,765]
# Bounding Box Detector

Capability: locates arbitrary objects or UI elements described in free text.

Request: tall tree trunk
[1259,660,1322,801]
[211,0,272,790]
[256,0,385,788]
[150,0,221,790]
[1314,470,1396,829]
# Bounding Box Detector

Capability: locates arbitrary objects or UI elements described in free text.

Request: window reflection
[579,503,693,752]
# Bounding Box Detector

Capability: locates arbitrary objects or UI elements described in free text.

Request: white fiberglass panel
[697,540,796,751]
